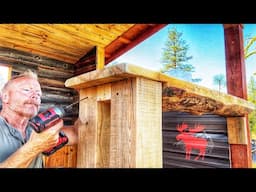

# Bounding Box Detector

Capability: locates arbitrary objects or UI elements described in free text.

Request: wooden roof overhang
[0,24,167,75]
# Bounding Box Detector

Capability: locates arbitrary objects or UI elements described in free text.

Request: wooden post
[224,24,252,168]
[96,46,105,70]
[65,64,163,168]
[227,117,248,145]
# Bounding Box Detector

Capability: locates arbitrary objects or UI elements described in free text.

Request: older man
[0,70,77,168]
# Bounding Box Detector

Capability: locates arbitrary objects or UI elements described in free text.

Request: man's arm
[0,139,43,168]
[0,120,63,168]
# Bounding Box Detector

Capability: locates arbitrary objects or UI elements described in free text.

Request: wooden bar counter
[65,63,255,168]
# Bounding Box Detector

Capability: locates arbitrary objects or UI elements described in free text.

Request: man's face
[5,77,42,118]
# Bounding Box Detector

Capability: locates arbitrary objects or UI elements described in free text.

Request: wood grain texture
[135,77,162,167]
[43,145,77,168]
[109,79,136,167]
[227,117,247,144]
[230,144,250,168]
[96,46,105,70]
[77,88,98,168]
[65,63,255,117]
[96,100,111,167]
[0,24,134,63]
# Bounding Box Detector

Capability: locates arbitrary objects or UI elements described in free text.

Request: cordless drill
[29,97,87,156]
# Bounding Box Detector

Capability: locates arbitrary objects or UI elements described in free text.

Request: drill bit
[64,97,88,110]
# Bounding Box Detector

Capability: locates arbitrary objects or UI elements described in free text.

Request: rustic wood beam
[224,24,251,168]
[224,24,247,98]
[117,36,131,44]
[105,24,167,64]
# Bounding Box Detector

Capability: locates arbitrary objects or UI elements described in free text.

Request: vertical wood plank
[96,100,111,167]
[77,87,97,168]
[110,79,135,167]
[97,84,111,101]
[134,77,162,168]
[96,84,111,167]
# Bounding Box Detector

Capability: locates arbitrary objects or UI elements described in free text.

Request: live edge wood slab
[65,63,255,117]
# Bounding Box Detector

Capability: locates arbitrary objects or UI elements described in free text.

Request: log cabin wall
[0,47,79,168]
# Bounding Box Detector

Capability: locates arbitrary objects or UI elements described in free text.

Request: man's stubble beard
[8,102,39,118]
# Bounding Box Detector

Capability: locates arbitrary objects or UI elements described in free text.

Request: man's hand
[28,119,64,153]
[60,118,80,145]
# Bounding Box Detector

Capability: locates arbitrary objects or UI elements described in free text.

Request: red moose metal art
[176,122,208,160]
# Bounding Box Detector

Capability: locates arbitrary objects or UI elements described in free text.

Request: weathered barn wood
[39,78,68,88]
[41,92,74,103]
[0,47,73,70]
[73,47,96,74]
[66,64,163,168]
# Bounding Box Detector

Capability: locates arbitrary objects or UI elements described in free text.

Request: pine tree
[160,27,198,82]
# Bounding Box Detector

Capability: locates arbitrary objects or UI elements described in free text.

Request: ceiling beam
[105,24,167,64]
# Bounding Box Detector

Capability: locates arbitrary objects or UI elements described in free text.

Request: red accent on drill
[29,97,87,156]
[29,106,68,156]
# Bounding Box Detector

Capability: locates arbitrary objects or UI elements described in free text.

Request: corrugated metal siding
[163,112,230,168]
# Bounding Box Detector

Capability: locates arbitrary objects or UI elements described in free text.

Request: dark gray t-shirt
[0,116,43,168]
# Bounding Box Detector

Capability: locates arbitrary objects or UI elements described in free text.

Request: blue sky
[110,24,256,91]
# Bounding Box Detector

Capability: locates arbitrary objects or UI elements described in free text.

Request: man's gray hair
[1,69,38,94]
[10,69,38,81]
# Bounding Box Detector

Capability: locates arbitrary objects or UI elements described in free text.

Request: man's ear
[1,92,9,103]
